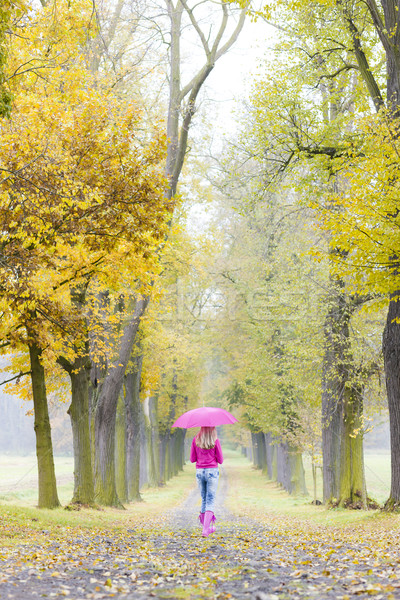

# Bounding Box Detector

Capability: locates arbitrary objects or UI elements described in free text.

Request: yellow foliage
[0,0,171,395]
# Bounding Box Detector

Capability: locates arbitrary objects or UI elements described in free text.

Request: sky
[177,6,277,145]
[181,14,276,230]
[205,18,275,136]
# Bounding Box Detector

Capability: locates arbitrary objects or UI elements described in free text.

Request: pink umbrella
[172,406,238,429]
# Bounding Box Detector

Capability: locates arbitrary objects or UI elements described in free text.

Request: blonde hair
[196,426,217,449]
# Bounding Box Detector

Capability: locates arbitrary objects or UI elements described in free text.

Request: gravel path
[1,468,400,599]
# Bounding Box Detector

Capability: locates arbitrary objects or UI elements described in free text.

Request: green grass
[0,450,393,533]
[159,586,215,599]
[0,455,74,505]
[364,452,391,503]
[224,449,399,528]
[0,463,196,547]
[302,452,391,505]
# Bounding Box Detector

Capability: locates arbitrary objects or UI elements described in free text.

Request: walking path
[1,466,400,599]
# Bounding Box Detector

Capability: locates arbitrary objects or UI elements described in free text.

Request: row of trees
[1,0,247,508]
[205,0,397,509]
[4,0,400,514]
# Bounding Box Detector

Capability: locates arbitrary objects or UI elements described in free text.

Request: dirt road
[1,468,399,599]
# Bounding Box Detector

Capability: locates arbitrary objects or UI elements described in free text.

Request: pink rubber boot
[209,513,216,533]
[199,513,205,527]
[202,511,214,537]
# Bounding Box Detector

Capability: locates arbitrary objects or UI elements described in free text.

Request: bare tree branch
[0,371,31,386]
[179,0,210,55]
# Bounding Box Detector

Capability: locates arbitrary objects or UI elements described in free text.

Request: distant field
[0,455,74,505]
[364,453,391,503]
[0,451,392,507]
[301,453,391,505]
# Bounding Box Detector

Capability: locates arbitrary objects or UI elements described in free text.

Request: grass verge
[0,464,196,548]
[224,449,399,529]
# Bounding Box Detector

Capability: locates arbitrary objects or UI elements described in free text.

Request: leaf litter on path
[1,470,400,599]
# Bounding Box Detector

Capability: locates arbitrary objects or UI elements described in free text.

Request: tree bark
[251,432,260,468]
[379,5,400,508]
[94,297,148,506]
[159,432,169,485]
[54,282,95,506]
[264,433,274,480]
[321,272,367,506]
[176,428,186,471]
[67,357,94,505]
[115,392,128,503]
[383,294,400,507]
[276,441,307,495]
[124,356,143,502]
[348,0,400,509]
[144,396,160,487]
[139,400,148,489]
[28,336,60,509]
[338,383,367,507]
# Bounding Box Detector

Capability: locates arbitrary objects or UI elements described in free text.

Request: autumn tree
[242,2,386,506]
[195,149,327,496]
[140,213,219,484]
[91,0,249,506]
[0,0,169,508]
[259,0,400,508]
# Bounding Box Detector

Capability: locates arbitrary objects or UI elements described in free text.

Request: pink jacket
[190,437,224,469]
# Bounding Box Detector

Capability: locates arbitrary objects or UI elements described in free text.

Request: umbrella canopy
[172,406,238,429]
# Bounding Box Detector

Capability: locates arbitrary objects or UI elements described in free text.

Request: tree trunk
[124,360,143,502]
[339,384,367,507]
[271,443,277,481]
[276,441,307,495]
[115,392,128,503]
[176,428,186,471]
[264,433,274,480]
[321,275,367,506]
[288,445,308,495]
[68,358,94,505]
[258,432,267,475]
[139,401,148,489]
[28,338,60,509]
[56,283,94,506]
[381,20,400,507]
[383,294,400,507]
[276,441,289,491]
[159,432,169,485]
[144,396,159,487]
[343,0,400,509]
[94,297,148,506]
[322,350,343,503]
[251,432,259,468]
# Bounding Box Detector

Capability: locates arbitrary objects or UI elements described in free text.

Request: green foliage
[0,0,18,118]
[205,155,325,447]
[246,0,386,434]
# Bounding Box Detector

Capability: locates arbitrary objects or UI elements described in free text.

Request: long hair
[196,426,217,449]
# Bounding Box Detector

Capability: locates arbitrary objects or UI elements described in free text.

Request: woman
[190,426,223,537]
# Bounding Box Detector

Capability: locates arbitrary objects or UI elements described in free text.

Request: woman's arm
[215,439,224,464]
[190,437,197,463]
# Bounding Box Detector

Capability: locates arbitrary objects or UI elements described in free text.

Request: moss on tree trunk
[383,295,400,508]
[59,350,95,507]
[28,338,60,509]
[124,365,142,502]
[322,273,367,507]
[115,392,128,503]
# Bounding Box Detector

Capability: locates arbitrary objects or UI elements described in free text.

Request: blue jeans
[196,468,219,513]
